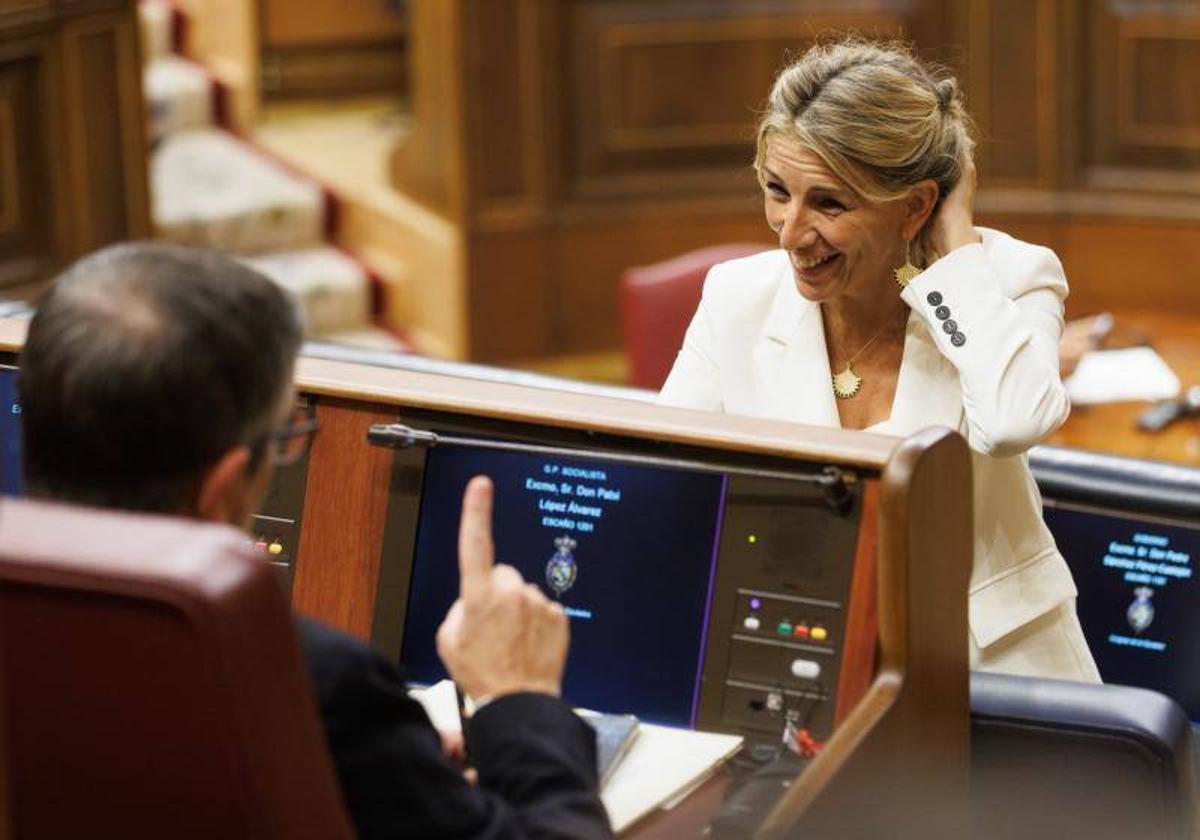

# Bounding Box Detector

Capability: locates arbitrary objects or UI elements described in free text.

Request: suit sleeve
[658,265,724,411]
[900,239,1070,457]
[298,620,611,840]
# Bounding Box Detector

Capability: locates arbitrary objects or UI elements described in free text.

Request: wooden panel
[261,41,406,100]
[548,209,773,354]
[258,0,405,100]
[563,0,929,199]
[1083,1,1200,189]
[464,0,530,202]
[966,0,1062,188]
[0,38,55,288]
[260,0,405,47]
[468,229,555,360]
[292,398,396,639]
[59,11,150,253]
[976,211,1200,317]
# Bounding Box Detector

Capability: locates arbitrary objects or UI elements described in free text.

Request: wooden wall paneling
[963,0,1062,190]
[58,10,150,253]
[467,229,556,360]
[390,0,467,218]
[260,0,406,46]
[549,210,773,354]
[1058,217,1200,317]
[0,3,54,34]
[291,398,396,639]
[464,0,529,205]
[258,0,406,99]
[562,0,921,201]
[1083,0,1200,191]
[0,34,59,289]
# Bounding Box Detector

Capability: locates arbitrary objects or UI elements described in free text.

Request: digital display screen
[1046,502,1200,721]
[0,366,22,496]
[400,446,727,726]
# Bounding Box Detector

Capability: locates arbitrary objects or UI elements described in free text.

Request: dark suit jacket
[297,619,612,839]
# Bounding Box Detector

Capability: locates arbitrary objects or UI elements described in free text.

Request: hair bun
[935,78,956,113]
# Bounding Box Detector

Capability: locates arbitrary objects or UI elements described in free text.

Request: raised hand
[436,476,569,703]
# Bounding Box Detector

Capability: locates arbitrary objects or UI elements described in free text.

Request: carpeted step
[152,128,326,254]
[144,55,213,143]
[138,0,173,62]
[242,247,372,336]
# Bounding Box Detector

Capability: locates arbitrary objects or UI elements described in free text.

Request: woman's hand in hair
[926,157,981,260]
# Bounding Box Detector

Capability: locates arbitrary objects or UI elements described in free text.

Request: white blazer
[661,229,1100,681]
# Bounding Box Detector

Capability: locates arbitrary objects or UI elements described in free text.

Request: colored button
[790,659,821,680]
[926,291,943,306]
[268,541,284,555]
[951,332,966,347]
[743,615,761,631]
[777,621,793,636]
[793,624,810,638]
[811,626,829,642]
[935,305,951,320]
[942,319,958,334]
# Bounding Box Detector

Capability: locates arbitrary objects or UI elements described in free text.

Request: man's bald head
[20,242,304,513]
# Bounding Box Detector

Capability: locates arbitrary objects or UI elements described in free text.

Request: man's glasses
[268,403,319,467]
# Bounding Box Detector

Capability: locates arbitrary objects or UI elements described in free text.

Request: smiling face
[761,136,925,304]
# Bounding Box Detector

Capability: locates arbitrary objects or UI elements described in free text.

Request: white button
[791,659,821,680]
[743,615,761,631]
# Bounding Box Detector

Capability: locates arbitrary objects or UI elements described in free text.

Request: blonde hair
[755,38,974,219]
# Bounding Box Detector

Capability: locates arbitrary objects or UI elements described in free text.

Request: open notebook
[411,680,743,833]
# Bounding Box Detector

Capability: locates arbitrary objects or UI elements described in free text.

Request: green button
[777,621,793,636]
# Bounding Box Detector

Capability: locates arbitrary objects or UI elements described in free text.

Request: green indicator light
[747,534,757,544]
[777,621,793,636]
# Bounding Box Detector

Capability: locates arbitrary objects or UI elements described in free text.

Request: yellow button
[811,626,828,641]
[268,541,284,555]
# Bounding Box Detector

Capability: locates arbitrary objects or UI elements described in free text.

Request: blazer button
[935,305,951,320]
[951,332,966,347]
[927,291,943,306]
[942,319,958,334]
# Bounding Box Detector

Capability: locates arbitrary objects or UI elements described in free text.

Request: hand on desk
[437,475,569,704]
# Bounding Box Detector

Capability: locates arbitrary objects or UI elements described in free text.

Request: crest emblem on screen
[546,535,578,596]
[1126,586,1155,634]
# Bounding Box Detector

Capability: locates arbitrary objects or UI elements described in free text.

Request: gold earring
[893,241,921,288]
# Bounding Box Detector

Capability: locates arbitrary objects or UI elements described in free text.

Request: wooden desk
[1048,309,1200,466]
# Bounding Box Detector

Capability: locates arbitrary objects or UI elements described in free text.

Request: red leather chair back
[0,498,353,839]
[620,243,769,390]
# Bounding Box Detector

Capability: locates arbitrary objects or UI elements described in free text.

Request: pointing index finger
[457,475,495,600]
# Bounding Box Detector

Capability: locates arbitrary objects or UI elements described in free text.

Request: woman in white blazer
[660,39,1099,682]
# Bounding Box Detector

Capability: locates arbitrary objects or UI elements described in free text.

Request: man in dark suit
[18,243,612,839]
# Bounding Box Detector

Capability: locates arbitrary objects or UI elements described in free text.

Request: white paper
[1064,347,1181,405]
[601,722,742,833]
[411,681,744,834]
[410,679,464,735]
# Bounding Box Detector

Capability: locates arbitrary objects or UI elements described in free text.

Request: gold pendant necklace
[832,366,864,399]
[830,321,898,400]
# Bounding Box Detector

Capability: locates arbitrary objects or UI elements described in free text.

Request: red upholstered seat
[620,243,769,390]
[0,498,353,839]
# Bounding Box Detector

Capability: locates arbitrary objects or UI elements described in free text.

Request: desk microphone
[1136,385,1200,433]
